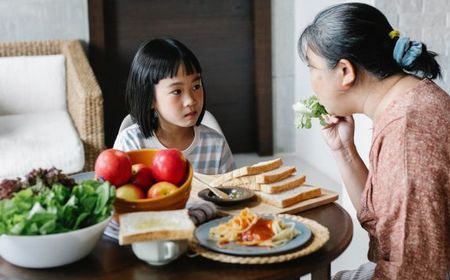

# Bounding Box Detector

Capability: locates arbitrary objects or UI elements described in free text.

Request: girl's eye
[170,89,182,95]
[192,84,202,91]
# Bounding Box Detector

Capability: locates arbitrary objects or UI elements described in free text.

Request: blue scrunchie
[393,37,423,68]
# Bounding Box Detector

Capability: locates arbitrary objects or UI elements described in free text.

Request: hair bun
[393,37,423,68]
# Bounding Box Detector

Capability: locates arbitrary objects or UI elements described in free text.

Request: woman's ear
[336,59,356,89]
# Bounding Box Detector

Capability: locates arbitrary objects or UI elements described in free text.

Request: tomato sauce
[240,218,273,242]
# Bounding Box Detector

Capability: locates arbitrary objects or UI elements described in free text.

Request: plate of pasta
[195,208,312,256]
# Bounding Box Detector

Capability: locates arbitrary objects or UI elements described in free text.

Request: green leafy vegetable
[293,95,328,129]
[0,180,115,236]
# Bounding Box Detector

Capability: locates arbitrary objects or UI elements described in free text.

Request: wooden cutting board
[191,173,339,216]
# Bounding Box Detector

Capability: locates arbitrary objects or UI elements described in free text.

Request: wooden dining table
[0,202,352,280]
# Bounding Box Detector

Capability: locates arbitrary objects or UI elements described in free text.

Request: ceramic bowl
[198,187,255,206]
[131,239,188,266]
[0,216,111,268]
[113,149,193,215]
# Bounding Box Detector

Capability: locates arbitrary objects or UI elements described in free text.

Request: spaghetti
[209,208,299,247]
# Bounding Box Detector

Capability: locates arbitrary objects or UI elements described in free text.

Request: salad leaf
[0,180,115,236]
[293,95,328,129]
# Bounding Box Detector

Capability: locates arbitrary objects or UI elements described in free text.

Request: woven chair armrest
[0,40,61,57]
[63,40,105,171]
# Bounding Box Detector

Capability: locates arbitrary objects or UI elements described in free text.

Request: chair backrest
[118,110,224,135]
[200,110,224,135]
[118,114,134,133]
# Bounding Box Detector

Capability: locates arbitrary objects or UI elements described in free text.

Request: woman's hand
[321,115,355,151]
[321,115,367,211]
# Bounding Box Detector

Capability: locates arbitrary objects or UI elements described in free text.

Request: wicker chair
[0,40,104,172]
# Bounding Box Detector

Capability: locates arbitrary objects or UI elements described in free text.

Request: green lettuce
[0,180,115,235]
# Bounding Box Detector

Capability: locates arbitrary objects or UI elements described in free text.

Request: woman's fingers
[322,115,340,129]
[342,115,354,124]
[324,114,339,123]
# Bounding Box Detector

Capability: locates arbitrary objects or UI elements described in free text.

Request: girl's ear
[336,59,356,89]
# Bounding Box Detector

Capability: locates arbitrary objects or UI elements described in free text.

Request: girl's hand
[321,115,355,151]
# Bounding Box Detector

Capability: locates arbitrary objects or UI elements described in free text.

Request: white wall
[0,0,89,44]
[272,0,296,154]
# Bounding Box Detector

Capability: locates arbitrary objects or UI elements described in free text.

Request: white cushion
[201,111,224,135]
[0,111,84,179]
[0,55,66,116]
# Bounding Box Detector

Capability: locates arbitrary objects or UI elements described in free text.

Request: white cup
[131,240,188,266]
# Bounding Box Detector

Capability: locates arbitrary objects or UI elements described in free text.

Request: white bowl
[0,216,111,268]
[131,239,188,266]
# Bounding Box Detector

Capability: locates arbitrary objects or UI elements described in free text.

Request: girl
[114,38,235,175]
[299,3,449,279]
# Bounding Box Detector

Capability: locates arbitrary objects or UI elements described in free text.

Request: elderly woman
[298,3,450,279]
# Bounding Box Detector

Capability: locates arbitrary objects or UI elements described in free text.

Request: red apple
[95,149,132,187]
[116,183,145,200]
[131,163,153,191]
[147,181,179,199]
[151,149,186,185]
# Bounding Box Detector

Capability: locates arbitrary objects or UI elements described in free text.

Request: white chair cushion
[0,111,84,179]
[201,110,224,135]
[0,55,66,115]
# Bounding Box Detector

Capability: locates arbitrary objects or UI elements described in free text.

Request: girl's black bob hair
[125,38,205,137]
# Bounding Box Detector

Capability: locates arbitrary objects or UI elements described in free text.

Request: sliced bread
[118,209,195,245]
[256,185,322,208]
[209,171,234,187]
[255,166,297,184]
[259,174,306,193]
[220,175,259,190]
[233,158,283,177]
[210,158,283,187]
[220,172,305,193]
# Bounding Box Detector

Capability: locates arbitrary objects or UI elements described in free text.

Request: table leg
[311,263,331,280]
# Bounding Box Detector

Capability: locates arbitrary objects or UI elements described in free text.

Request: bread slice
[209,171,234,187]
[220,175,259,190]
[256,185,322,208]
[118,209,195,245]
[233,158,283,177]
[255,166,297,184]
[259,174,306,194]
[220,170,303,193]
[210,158,283,187]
